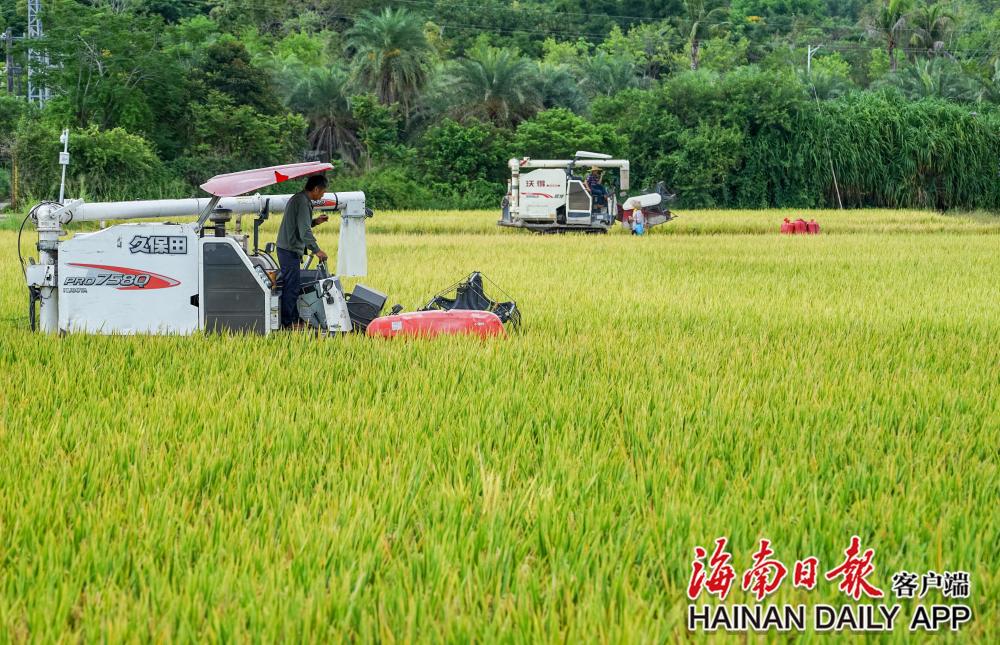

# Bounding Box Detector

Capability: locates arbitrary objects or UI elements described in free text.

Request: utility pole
[27,0,50,105]
[807,44,822,76]
[805,43,842,209]
[58,129,69,204]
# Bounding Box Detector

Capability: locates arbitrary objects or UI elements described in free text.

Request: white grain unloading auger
[21,162,387,335]
[499,151,676,233]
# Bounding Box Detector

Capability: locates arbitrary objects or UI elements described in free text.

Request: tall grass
[0,210,997,641]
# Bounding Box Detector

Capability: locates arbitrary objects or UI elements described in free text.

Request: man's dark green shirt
[276,191,320,256]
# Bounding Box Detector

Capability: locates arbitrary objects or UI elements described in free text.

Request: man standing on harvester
[277,174,330,328]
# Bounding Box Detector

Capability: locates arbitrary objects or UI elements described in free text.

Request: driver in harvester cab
[586,166,608,210]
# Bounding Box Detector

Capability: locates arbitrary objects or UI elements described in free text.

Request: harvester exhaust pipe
[210,208,232,237]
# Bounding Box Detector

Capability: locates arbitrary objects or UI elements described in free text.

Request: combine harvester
[21,162,519,337]
[499,151,676,234]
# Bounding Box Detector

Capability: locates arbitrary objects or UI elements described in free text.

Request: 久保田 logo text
[129,235,187,255]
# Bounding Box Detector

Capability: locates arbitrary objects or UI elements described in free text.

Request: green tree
[576,52,642,99]
[662,122,745,206]
[442,46,542,127]
[671,36,748,73]
[350,93,404,171]
[13,121,180,201]
[541,38,591,67]
[138,0,205,23]
[676,0,731,71]
[261,30,359,164]
[345,8,431,119]
[197,37,283,115]
[881,58,978,102]
[0,94,26,140]
[40,2,181,139]
[416,118,510,187]
[205,0,291,35]
[867,0,915,73]
[600,21,677,81]
[975,58,1000,103]
[511,108,624,160]
[175,91,307,184]
[536,63,588,113]
[731,0,824,18]
[800,53,856,99]
[908,2,955,57]
[278,64,359,166]
[0,95,25,201]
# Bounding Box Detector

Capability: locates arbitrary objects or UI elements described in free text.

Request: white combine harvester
[21,162,386,335]
[499,151,675,233]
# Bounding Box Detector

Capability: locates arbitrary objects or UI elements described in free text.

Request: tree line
[1,0,999,210]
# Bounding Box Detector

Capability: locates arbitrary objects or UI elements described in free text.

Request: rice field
[0,208,998,641]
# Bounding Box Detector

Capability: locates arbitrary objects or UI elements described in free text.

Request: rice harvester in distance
[499,151,677,234]
[21,162,520,337]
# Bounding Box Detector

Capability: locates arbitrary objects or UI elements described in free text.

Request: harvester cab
[499,151,676,233]
[22,162,381,335]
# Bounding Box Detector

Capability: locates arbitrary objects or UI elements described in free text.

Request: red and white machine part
[367,310,506,339]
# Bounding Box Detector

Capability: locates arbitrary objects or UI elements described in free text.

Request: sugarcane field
[2,0,1000,641]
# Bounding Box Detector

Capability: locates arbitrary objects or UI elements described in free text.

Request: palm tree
[886,58,977,101]
[797,67,853,100]
[978,58,1000,103]
[908,3,954,58]
[273,60,360,166]
[344,8,431,119]
[675,0,730,71]
[536,63,587,113]
[575,52,641,98]
[443,47,543,127]
[868,0,915,73]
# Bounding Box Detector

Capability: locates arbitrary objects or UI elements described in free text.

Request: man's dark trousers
[277,247,302,327]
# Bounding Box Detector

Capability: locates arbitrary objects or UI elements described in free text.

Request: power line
[336,7,1000,56]
[353,0,1000,38]
[232,1,1000,51]
[374,0,988,32]
[374,0,681,25]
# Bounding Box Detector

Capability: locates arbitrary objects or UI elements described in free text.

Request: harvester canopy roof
[200,162,334,197]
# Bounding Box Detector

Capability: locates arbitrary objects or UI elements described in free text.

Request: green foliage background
[1,0,999,210]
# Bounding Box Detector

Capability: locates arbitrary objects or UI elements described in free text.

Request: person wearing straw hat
[630,200,645,235]
[586,166,607,209]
